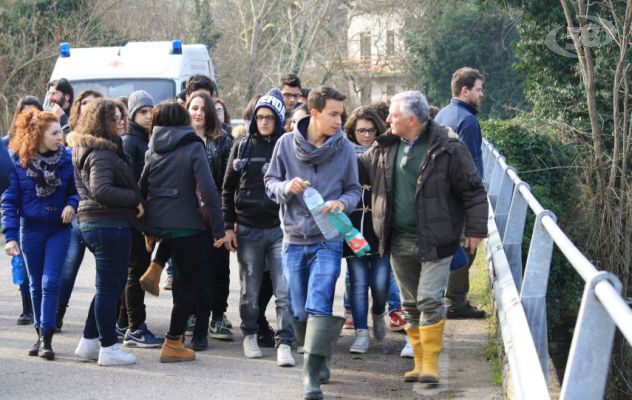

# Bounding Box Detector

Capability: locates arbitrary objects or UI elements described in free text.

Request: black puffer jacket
[139,125,225,240]
[358,120,488,261]
[122,121,149,182]
[222,134,280,230]
[67,131,144,230]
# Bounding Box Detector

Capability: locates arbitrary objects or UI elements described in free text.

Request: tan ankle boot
[140,261,164,296]
[160,336,195,363]
[403,327,423,382]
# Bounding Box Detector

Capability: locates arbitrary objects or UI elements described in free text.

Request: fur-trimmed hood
[67,131,125,170]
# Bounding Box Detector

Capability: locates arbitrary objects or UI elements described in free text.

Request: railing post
[560,272,622,400]
[483,144,496,190]
[521,210,557,382]
[494,167,515,239]
[502,181,530,291]
[488,155,505,209]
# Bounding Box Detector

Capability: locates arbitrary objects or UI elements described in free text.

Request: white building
[344,12,408,106]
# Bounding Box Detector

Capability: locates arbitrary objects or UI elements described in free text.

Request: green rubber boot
[302,316,345,400]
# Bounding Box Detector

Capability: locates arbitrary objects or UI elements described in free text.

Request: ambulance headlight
[171,40,182,55]
[60,43,71,58]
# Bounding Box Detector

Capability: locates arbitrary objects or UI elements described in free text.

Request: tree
[402,1,527,119]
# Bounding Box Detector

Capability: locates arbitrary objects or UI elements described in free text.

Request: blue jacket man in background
[434,67,486,319]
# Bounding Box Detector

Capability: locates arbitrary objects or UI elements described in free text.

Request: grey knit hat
[128,90,154,120]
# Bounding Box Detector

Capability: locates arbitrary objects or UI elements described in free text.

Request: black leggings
[165,232,208,337]
[209,246,230,320]
[257,272,274,327]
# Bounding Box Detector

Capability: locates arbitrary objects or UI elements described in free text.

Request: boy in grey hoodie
[264,87,361,400]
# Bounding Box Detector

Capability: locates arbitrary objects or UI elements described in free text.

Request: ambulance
[47,40,215,103]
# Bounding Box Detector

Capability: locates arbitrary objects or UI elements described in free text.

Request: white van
[48,40,215,102]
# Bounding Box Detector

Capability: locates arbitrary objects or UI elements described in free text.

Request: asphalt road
[0,240,499,400]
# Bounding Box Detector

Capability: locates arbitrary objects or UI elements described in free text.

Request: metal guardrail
[482,139,632,400]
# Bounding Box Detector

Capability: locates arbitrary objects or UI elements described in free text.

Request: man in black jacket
[358,91,488,385]
[222,88,295,367]
[117,90,163,348]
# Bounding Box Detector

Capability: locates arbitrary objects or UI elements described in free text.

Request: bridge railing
[482,139,632,400]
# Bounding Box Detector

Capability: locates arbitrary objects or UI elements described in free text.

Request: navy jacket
[435,99,484,176]
[1,148,79,242]
[0,140,13,194]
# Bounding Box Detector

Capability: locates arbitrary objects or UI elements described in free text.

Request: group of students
[2,67,489,400]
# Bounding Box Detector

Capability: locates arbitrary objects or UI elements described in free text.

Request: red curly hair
[9,109,60,168]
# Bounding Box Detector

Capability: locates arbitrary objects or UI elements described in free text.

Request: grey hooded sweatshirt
[264,116,361,244]
[139,125,225,239]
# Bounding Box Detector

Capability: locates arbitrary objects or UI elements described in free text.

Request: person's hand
[224,229,238,252]
[287,177,308,194]
[50,103,65,118]
[5,240,20,256]
[214,235,226,248]
[464,237,483,254]
[61,205,75,224]
[144,235,157,253]
[322,200,345,215]
[136,203,145,218]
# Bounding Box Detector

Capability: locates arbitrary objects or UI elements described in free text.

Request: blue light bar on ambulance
[171,40,182,55]
[60,43,71,58]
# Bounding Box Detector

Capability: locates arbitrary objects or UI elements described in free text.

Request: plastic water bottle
[11,255,24,285]
[328,212,372,257]
[303,186,339,240]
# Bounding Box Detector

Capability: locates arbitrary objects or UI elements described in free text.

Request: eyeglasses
[400,144,411,168]
[255,115,275,122]
[356,127,377,136]
[282,92,300,100]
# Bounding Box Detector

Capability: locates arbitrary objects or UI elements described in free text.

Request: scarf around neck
[292,128,344,166]
[25,148,63,198]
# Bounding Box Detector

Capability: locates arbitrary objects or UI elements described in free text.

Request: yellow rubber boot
[140,261,164,297]
[403,327,423,382]
[159,336,195,363]
[418,320,445,384]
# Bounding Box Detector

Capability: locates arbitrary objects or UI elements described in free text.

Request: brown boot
[160,336,195,363]
[140,261,164,297]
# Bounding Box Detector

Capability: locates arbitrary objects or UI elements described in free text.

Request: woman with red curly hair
[1,109,78,360]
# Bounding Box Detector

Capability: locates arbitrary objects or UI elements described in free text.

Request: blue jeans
[387,270,402,311]
[237,225,293,345]
[57,219,87,310]
[80,224,132,347]
[347,252,391,330]
[16,252,31,306]
[344,265,402,313]
[20,225,71,335]
[282,241,342,323]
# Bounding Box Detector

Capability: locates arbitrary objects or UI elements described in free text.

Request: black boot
[39,330,55,360]
[17,296,33,325]
[55,305,67,332]
[28,327,40,356]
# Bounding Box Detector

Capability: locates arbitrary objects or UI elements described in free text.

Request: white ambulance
[48,40,215,102]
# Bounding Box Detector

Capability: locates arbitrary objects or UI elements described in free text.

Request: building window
[361,85,372,104]
[386,85,396,99]
[386,30,395,57]
[360,32,371,60]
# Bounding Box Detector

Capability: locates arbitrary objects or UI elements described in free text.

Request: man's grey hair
[391,91,430,124]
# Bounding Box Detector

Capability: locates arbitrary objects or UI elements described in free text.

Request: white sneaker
[350,329,369,354]
[277,344,295,367]
[98,343,136,366]
[372,312,387,341]
[75,337,100,361]
[243,334,262,358]
[400,337,413,358]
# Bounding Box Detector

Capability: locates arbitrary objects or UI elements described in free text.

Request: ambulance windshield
[70,79,175,102]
